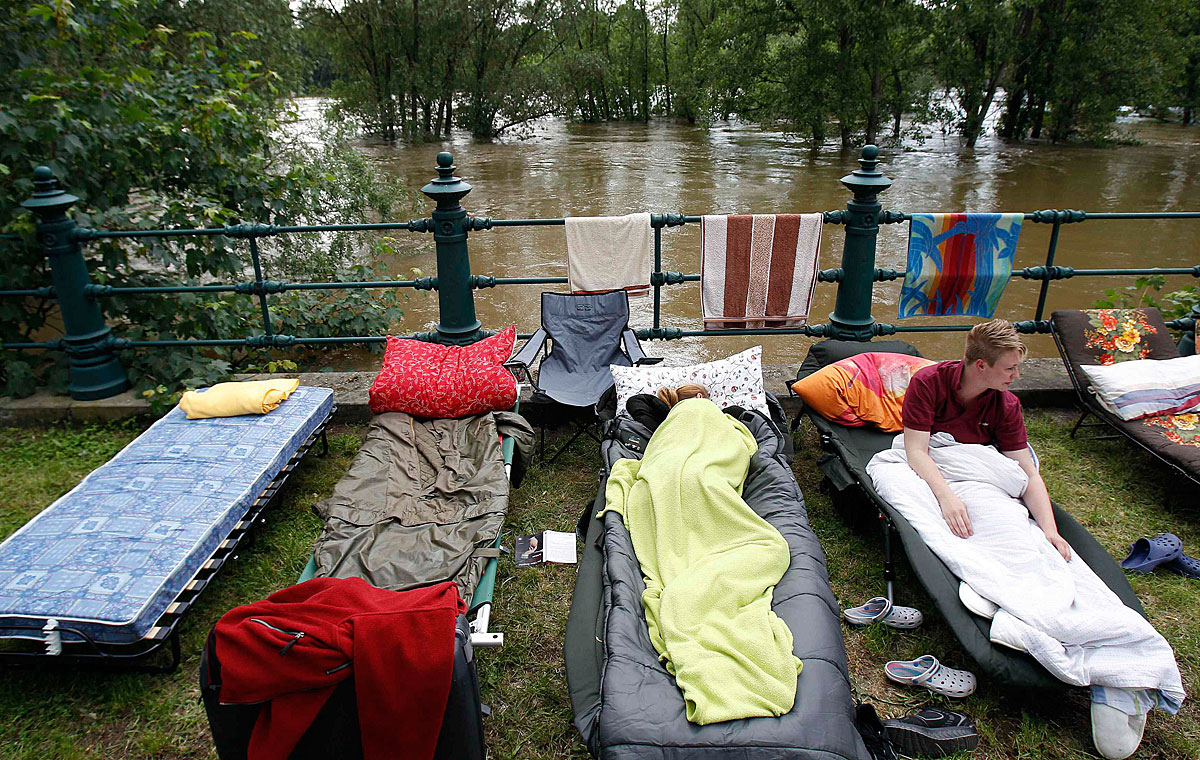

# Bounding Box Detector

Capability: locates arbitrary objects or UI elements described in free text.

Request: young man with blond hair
[901,319,1071,561]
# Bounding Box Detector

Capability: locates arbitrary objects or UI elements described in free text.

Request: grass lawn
[0,407,1196,758]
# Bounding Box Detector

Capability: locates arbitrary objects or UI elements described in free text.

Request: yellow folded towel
[178,379,300,420]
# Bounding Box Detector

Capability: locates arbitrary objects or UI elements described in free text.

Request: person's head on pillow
[963,319,1028,393]
[656,384,710,408]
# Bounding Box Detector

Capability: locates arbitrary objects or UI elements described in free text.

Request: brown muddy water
[301,101,1200,369]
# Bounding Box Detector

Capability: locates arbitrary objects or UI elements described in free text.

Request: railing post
[828,145,893,341]
[421,151,482,345]
[21,166,129,400]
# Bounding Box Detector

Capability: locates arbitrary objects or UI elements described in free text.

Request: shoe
[1164,552,1200,579]
[884,655,977,698]
[1091,700,1148,760]
[883,705,980,758]
[843,596,924,630]
[1120,533,1182,573]
[854,702,899,760]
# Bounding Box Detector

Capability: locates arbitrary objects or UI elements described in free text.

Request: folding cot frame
[791,342,1146,688]
[1051,326,1200,490]
[0,407,335,674]
[296,410,519,650]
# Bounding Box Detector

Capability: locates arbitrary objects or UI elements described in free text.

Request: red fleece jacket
[214,577,464,760]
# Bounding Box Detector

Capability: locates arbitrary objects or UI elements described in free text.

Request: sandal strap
[867,597,893,623]
[909,657,942,685]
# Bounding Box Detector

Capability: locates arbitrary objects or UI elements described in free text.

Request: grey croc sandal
[885,655,977,698]
[842,596,924,630]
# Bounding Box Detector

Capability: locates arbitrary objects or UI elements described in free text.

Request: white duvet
[866,433,1185,708]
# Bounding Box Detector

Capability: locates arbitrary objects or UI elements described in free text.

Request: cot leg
[319,429,329,457]
[1069,408,1089,439]
[470,603,503,648]
[880,512,895,604]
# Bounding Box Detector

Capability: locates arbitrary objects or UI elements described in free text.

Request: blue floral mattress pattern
[0,386,334,644]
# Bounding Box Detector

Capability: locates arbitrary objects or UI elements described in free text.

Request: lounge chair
[507,291,658,462]
[1052,308,1200,488]
[0,386,334,671]
[565,393,871,759]
[795,340,1144,689]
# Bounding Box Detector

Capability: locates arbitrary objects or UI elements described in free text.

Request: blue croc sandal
[1120,533,1183,573]
[1166,553,1200,579]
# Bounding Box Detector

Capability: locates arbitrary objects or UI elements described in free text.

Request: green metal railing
[3,148,1199,400]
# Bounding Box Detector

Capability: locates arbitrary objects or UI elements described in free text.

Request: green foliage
[292,0,1200,144]
[1093,275,1200,320]
[0,0,408,399]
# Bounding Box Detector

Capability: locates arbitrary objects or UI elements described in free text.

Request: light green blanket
[599,398,802,725]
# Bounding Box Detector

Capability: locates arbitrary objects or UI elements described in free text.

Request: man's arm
[1002,448,1072,562]
[902,427,973,538]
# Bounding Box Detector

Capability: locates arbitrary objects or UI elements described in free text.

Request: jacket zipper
[249,617,308,655]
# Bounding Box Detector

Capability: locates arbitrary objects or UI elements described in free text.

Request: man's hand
[938,493,973,538]
[1045,530,1072,562]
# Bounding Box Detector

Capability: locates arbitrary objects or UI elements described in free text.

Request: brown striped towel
[566,213,653,297]
[701,214,823,329]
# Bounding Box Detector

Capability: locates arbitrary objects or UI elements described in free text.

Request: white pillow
[610,346,768,416]
[1079,355,1200,421]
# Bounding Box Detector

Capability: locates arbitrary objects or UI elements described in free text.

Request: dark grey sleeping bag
[565,396,871,760]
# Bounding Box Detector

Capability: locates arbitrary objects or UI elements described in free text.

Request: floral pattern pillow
[369,326,518,418]
[610,346,767,415]
[1083,309,1158,365]
[1143,413,1200,448]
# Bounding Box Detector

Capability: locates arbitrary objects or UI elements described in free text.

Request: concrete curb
[0,358,1075,426]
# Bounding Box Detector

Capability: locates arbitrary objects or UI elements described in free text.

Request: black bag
[200,614,485,760]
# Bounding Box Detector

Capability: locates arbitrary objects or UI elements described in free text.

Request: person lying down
[865,320,1184,760]
[599,386,803,725]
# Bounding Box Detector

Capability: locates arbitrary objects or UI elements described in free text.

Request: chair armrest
[622,329,657,365]
[507,329,547,372]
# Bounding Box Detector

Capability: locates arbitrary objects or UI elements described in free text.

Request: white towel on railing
[566,213,653,297]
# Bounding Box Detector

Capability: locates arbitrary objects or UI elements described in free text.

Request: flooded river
[310,101,1200,367]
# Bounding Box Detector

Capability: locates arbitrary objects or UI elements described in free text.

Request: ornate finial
[32,166,61,197]
[421,151,471,202]
[23,165,78,212]
[435,152,456,181]
[857,145,881,175]
[840,144,892,196]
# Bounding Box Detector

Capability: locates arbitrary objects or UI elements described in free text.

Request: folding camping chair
[507,291,658,463]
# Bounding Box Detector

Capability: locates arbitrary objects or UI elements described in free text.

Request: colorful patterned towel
[701,214,822,329]
[899,213,1024,319]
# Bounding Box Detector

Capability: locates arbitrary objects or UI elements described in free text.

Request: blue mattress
[0,386,334,645]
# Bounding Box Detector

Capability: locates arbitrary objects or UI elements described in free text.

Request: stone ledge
[0,358,1076,426]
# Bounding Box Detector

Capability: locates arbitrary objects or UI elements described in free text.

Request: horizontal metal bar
[90,284,241,296]
[2,341,61,350]
[483,277,568,285]
[81,221,431,241]
[1059,267,1200,277]
[0,288,54,298]
[641,326,824,338]
[1077,212,1200,220]
[280,280,423,291]
[882,211,1200,223]
[483,219,567,227]
[884,324,975,332]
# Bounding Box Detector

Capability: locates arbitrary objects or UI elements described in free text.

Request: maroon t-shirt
[902,360,1028,451]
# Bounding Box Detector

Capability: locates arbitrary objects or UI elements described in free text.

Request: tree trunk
[866,65,882,145]
[1030,96,1046,138]
[661,12,671,116]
